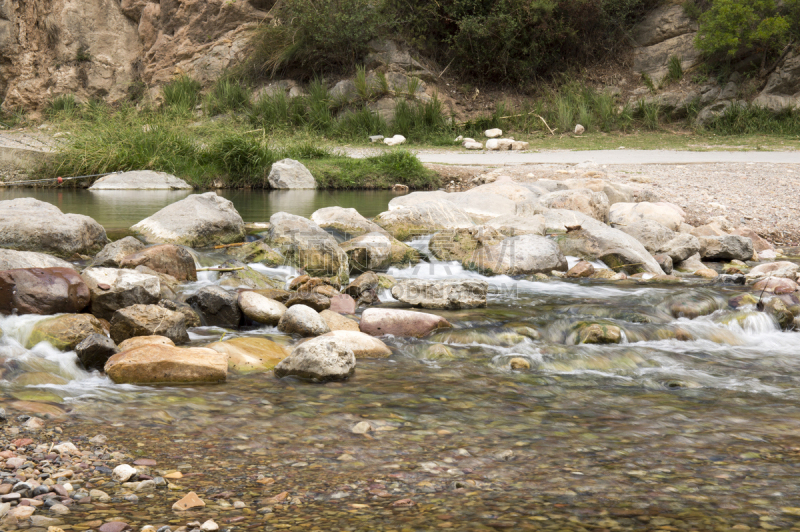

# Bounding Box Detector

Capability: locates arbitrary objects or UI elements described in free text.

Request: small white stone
[574,124,585,135]
[200,519,219,531]
[233,500,246,509]
[52,442,78,454]
[463,141,483,150]
[484,128,502,138]
[351,421,372,434]
[112,464,137,482]
[384,134,406,146]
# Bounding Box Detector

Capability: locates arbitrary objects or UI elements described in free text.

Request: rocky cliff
[0,0,267,110]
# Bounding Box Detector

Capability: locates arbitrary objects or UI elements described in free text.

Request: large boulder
[0,198,108,258]
[277,304,330,337]
[131,192,245,248]
[359,308,451,337]
[446,192,523,223]
[391,279,488,309]
[699,236,754,261]
[267,212,349,283]
[387,190,450,209]
[474,234,569,275]
[206,337,289,373]
[619,219,675,254]
[186,286,241,328]
[109,304,189,344]
[321,330,392,358]
[89,237,146,268]
[429,226,505,264]
[105,345,227,384]
[237,291,287,325]
[119,244,197,281]
[26,314,106,351]
[485,214,546,237]
[310,207,387,238]
[562,178,637,205]
[117,335,174,352]
[0,250,76,271]
[340,232,419,272]
[536,189,610,222]
[268,159,317,189]
[658,233,702,262]
[374,201,475,241]
[274,337,355,381]
[80,268,161,321]
[546,210,664,274]
[89,171,193,190]
[609,202,685,231]
[0,268,90,315]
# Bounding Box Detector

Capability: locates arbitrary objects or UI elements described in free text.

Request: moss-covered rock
[27,314,106,351]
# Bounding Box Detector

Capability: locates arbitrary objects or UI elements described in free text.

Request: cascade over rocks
[131,193,245,248]
[105,345,228,385]
[274,337,356,382]
[119,244,197,282]
[0,267,90,316]
[109,304,189,344]
[80,268,161,321]
[0,198,108,258]
[391,279,488,309]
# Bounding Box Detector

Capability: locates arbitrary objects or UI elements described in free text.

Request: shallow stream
[2,192,800,530]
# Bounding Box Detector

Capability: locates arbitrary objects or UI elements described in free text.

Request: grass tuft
[162,76,202,113]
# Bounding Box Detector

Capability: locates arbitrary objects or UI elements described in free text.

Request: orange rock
[172,491,205,511]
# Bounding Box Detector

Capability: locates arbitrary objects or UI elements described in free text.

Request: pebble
[200,519,219,531]
[98,522,132,532]
[112,464,137,482]
[351,421,372,434]
[50,503,70,515]
[173,491,205,511]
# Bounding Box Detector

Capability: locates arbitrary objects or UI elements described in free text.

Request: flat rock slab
[89,170,192,190]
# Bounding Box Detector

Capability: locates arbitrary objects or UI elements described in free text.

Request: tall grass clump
[45,94,79,118]
[704,104,800,135]
[664,55,684,85]
[205,78,252,116]
[308,150,438,189]
[637,99,660,130]
[205,134,278,185]
[162,76,202,112]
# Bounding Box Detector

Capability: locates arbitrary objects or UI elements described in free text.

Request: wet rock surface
[0,267,90,316]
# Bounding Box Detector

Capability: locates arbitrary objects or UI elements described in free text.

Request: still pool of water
[2,190,800,529]
[0,188,397,233]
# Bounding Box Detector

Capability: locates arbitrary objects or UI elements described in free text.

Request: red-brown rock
[119,244,197,281]
[0,267,89,315]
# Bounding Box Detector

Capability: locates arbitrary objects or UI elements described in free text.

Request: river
[2,190,800,530]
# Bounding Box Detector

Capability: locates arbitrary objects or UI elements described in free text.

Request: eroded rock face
[274,337,355,382]
[0,267,90,315]
[105,345,227,385]
[131,193,245,248]
[391,279,488,309]
[632,4,701,84]
[80,267,161,321]
[754,52,800,112]
[0,198,108,258]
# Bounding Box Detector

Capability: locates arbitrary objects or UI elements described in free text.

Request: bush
[162,76,202,112]
[696,0,800,61]
[249,0,386,78]
[392,0,658,84]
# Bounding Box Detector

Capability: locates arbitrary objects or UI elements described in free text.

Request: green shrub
[205,78,252,116]
[696,0,800,60]
[704,103,800,135]
[250,0,386,78]
[162,76,202,112]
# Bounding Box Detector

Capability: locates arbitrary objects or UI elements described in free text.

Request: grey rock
[89,170,192,190]
[237,291,287,325]
[632,4,697,47]
[658,232,702,262]
[268,212,349,283]
[109,304,188,344]
[0,197,108,258]
[131,192,245,248]
[536,189,610,222]
[81,267,161,321]
[310,207,387,239]
[700,235,754,261]
[391,279,488,309]
[753,52,800,111]
[374,200,475,241]
[186,285,241,328]
[89,237,146,268]
[619,219,675,254]
[277,304,330,337]
[76,333,118,371]
[474,234,568,275]
[274,336,355,382]
[634,33,702,84]
[267,159,317,189]
[0,249,76,270]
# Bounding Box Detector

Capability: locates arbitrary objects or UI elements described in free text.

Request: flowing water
[2,191,800,530]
